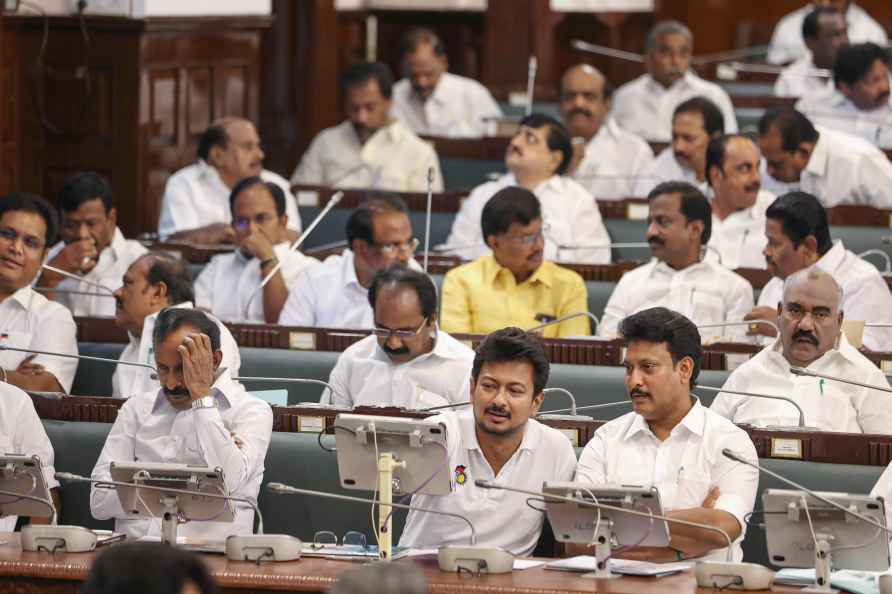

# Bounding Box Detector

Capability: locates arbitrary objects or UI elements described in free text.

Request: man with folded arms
[398,327,576,556]
[598,182,754,341]
[91,308,272,540]
[442,113,610,264]
[712,268,892,433]
[195,176,318,323]
[576,307,758,562]
[326,266,473,410]
[441,188,590,339]
[744,192,892,351]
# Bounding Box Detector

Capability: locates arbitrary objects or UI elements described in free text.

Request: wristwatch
[191,396,217,410]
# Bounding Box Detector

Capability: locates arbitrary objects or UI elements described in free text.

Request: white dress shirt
[598,259,755,340]
[158,161,302,240]
[767,3,888,65]
[43,228,148,318]
[0,382,59,531]
[111,302,242,398]
[194,242,319,323]
[441,174,611,264]
[632,147,709,197]
[774,54,834,98]
[756,240,892,351]
[391,72,502,138]
[290,120,444,192]
[611,72,738,143]
[90,373,272,540]
[575,400,759,562]
[325,330,474,410]
[797,87,892,148]
[711,335,892,433]
[398,409,577,556]
[572,118,655,200]
[706,190,775,270]
[0,287,78,393]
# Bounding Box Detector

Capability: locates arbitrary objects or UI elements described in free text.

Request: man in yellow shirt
[440,187,591,338]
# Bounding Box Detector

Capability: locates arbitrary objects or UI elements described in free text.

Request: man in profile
[391,27,501,138]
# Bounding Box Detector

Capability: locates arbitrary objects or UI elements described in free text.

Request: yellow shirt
[440,255,591,338]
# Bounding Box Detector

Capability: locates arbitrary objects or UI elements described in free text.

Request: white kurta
[111,302,242,398]
[711,335,892,433]
[43,228,148,318]
[158,161,302,240]
[194,242,319,323]
[0,287,78,393]
[756,240,892,351]
[632,147,709,197]
[610,72,738,142]
[325,331,474,410]
[441,174,611,264]
[290,120,444,192]
[90,374,272,541]
[598,259,755,340]
[399,409,577,556]
[796,87,892,148]
[572,118,655,201]
[391,72,502,138]
[705,190,775,270]
[575,400,759,562]
[773,54,834,98]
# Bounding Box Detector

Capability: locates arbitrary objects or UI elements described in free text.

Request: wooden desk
[291,184,468,213]
[0,533,768,594]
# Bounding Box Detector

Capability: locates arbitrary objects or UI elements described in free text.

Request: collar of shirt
[815,239,847,275]
[150,370,239,414]
[587,118,623,148]
[624,397,706,441]
[805,128,832,178]
[645,70,699,94]
[105,227,129,262]
[650,258,710,280]
[130,300,196,350]
[357,120,411,148]
[483,254,554,290]
[456,408,543,453]
[498,173,564,196]
[416,72,454,108]
[196,159,230,193]
[371,327,466,367]
[6,285,35,310]
[765,331,861,373]
[337,249,365,292]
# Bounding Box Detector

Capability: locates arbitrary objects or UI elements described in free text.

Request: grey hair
[645,20,694,52]
[782,266,844,308]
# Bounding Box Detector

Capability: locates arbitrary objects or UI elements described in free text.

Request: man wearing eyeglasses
[194,177,319,323]
[279,194,422,329]
[0,193,78,394]
[711,267,892,433]
[324,266,473,410]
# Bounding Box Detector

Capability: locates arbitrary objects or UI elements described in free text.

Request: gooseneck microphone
[697,320,780,336]
[789,367,892,394]
[423,167,434,273]
[0,345,157,373]
[693,385,807,428]
[41,264,115,295]
[0,487,57,525]
[528,312,600,333]
[525,56,538,116]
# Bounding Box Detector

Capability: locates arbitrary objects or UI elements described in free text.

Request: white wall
[15,0,271,17]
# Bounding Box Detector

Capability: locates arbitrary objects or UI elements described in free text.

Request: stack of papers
[775,568,886,594]
[546,555,692,577]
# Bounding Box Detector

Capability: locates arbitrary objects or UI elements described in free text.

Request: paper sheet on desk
[775,568,887,594]
[546,555,692,577]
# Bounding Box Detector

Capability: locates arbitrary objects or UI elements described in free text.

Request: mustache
[528,250,543,261]
[647,236,664,246]
[630,386,651,398]
[568,107,592,119]
[485,404,510,418]
[674,151,690,162]
[382,344,410,356]
[744,182,761,193]
[164,386,190,399]
[792,330,819,346]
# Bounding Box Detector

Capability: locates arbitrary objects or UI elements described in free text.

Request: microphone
[789,367,892,394]
[526,56,538,116]
[423,167,434,273]
[697,320,780,336]
[57,472,299,561]
[857,249,891,274]
[570,39,645,63]
[33,288,116,298]
[41,264,115,295]
[0,486,57,525]
[242,191,344,320]
[555,241,650,251]
[231,376,346,403]
[719,60,831,77]
[540,388,577,417]
[689,45,771,65]
[536,400,632,416]
[418,398,630,417]
[431,242,487,255]
[528,312,600,333]
[693,385,808,428]
[0,345,157,374]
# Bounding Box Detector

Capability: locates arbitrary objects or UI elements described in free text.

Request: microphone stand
[41,264,115,295]
[0,345,157,373]
[525,56,537,116]
[790,367,892,394]
[528,311,600,334]
[423,168,434,273]
[693,385,808,429]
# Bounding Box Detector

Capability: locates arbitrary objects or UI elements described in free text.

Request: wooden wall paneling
[0,12,17,196]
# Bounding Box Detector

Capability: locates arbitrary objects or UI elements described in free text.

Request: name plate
[558,428,581,447]
[297,191,320,207]
[626,203,649,220]
[298,416,326,433]
[770,437,803,459]
[289,332,317,350]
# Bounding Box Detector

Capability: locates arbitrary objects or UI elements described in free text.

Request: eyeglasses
[372,237,419,256]
[504,230,544,246]
[0,227,45,252]
[372,317,428,340]
[233,213,277,232]
[311,530,368,550]
[783,303,834,323]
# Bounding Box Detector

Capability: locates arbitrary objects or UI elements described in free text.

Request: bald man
[559,64,654,200]
[158,118,302,244]
[712,267,892,434]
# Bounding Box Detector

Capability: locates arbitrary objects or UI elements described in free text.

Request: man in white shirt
[577,307,758,562]
[633,96,725,197]
[758,107,892,208]
[91,308,272,540]
[195,177,318,324]
[158,117,301,244]
[611,21,737,143]
[797,42,892,147]
[327,266,473,410]
[37,172,147,318]
[743,191,892,351]
[599,182,755,341]
[705,135,775,269]
[0,382,60,530]
[398,327,577,556]
[0,193,78,394]
[279,194,419,329]
[112,253,241,398]
[441,113,610,264]
[713,267,892,433]
[559,63,654,200]
[291,62,443,192]
[767,0,887,65]
[391,27,501,138]
[774,7,847,98]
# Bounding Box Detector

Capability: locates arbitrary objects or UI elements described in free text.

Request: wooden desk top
[0,534,774,594]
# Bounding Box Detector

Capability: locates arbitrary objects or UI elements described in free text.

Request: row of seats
[44,419,884,567]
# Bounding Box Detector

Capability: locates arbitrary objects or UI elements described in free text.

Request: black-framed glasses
[372,317,428,340]
[233,213,278,232]
[311,530,368,549]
